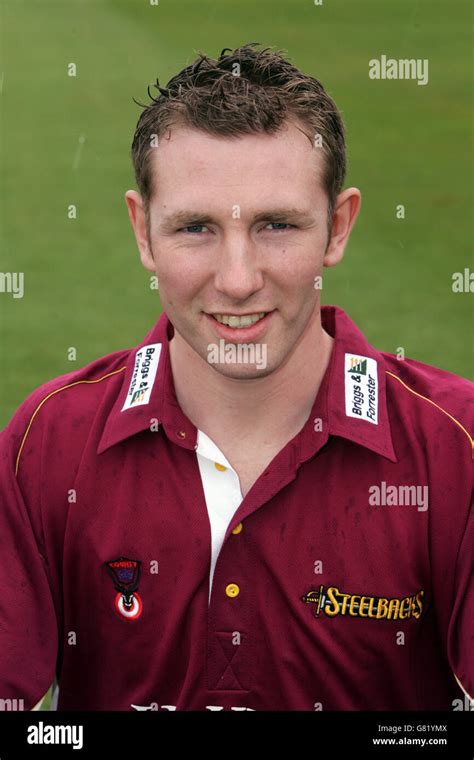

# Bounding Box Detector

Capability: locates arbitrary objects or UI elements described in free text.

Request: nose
[213,232,264,300]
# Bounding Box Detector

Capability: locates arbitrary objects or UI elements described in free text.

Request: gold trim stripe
[385,371,474,460]
[14,366,473,474]
[15,367,127,476]
[453,672,474,704]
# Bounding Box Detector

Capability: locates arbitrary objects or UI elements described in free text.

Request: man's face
[132,122,347,379]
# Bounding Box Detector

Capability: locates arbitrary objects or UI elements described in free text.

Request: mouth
[204,310,275,341]
[210,311,268,329]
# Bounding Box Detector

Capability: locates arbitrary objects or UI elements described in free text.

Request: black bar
[0,710,472,758]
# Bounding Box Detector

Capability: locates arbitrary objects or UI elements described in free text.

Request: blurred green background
[0,0,472,708]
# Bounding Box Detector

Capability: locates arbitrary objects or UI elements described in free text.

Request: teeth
[213,312,267,328]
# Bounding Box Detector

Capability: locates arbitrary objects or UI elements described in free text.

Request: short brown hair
[131,43,347,232]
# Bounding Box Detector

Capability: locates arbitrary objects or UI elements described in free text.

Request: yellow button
[232,522,243,535]
[214,462,227,471]
[225,583,240,598]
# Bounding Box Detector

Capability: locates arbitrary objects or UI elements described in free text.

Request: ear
[323,188,362,268]
[124,190,155,273]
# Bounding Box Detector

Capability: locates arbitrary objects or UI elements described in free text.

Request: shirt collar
[98,305,397,463]
[297,305,397,463]
[97,313,197,455]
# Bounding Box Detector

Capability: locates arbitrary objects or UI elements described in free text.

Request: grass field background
[0,0,472,709]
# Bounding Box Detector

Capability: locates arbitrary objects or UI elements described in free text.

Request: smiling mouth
[209,312,270,328]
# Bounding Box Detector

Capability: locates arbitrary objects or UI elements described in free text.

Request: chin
[208,362,275,380]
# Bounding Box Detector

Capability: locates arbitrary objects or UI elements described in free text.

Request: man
[0,44,472,711]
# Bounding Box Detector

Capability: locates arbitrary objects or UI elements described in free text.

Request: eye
[181,224,208,234]
[264,222,294,231]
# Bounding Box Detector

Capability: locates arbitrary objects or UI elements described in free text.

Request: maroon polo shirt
[0,305,472,711]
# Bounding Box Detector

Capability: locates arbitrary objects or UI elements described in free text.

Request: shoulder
[380,351,474,461]
[0,348,130,474]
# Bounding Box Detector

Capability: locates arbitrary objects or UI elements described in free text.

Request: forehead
[148,122,326,209]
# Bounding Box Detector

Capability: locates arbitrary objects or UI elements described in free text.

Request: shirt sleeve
[447,493,474,702]
[0,407,58,710]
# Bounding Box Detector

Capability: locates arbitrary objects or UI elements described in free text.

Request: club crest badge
[105,556,143,621]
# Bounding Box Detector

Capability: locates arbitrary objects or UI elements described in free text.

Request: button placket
[207,523,253,693]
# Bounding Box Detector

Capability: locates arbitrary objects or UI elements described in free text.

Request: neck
[168,308,334,443]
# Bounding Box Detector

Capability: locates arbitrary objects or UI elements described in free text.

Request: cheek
[273,247,323,291]
[155,253,205,301]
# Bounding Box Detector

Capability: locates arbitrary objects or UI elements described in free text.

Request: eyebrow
[159,207,316,230]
